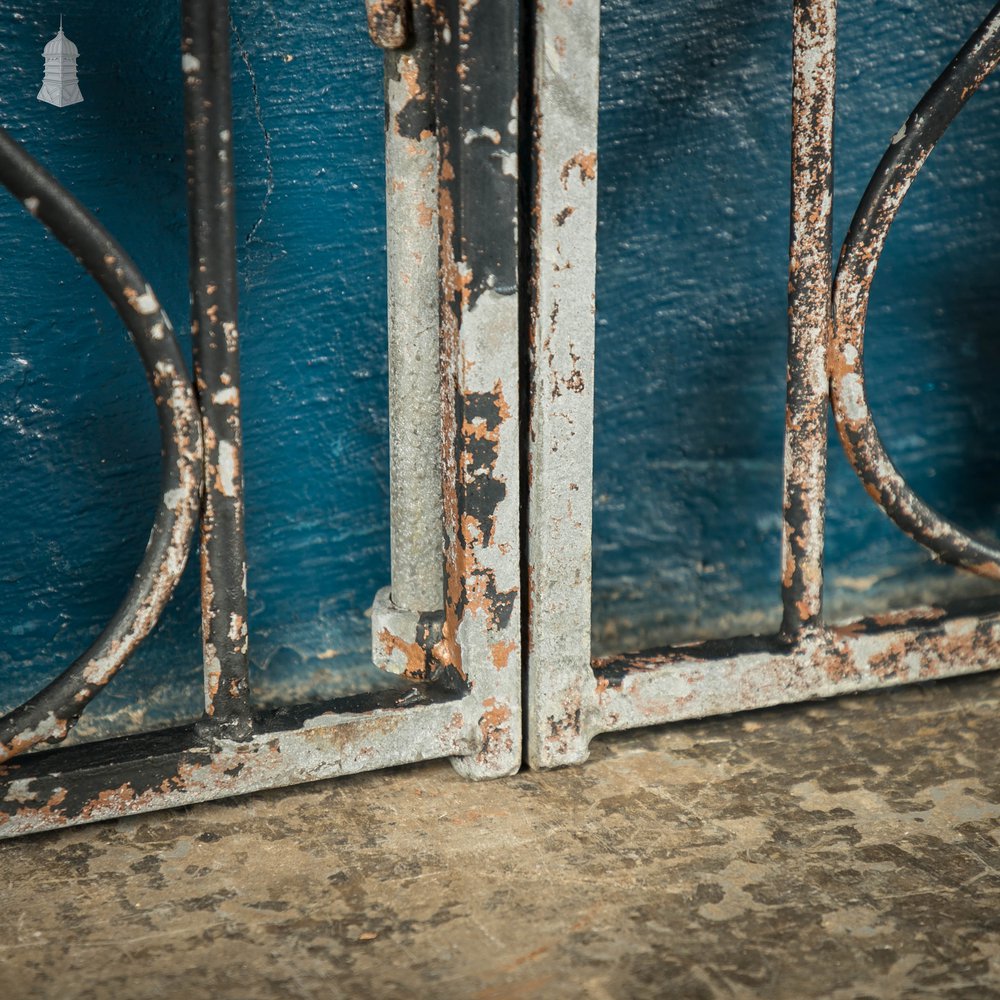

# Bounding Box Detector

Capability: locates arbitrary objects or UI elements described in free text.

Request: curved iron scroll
[0,130,203,763]
[831,3,1000,578]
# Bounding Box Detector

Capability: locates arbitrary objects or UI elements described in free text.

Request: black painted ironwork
[182,0,253,737]
[0,129,202,763]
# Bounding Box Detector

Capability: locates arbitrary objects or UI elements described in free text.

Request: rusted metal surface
[780,0,836,639]
[365,0,410,51]
[183,0,252,738]
[0,129,202,764]
[0,688,472,839]
[384,0,443,617]
[830,4,1000,579]
[370,0,445,678]
[436,0,522,778]
[592,600,1000,738]
[524,0,600,769]
[8,0,1000,838]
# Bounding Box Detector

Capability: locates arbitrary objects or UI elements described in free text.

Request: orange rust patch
[560,150,596,188]
[490,640,517,671]
[478,697,513,755]
[377,627,428,680]
[432,620,465,682]
[400,56,422,100]
[80,782,139,819]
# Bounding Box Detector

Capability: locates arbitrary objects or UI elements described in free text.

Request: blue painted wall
[0,1,392,737]
[1,1,998,736]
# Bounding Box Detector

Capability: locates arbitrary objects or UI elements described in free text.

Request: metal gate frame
[525,0,1000,768]
[0,0,521,839]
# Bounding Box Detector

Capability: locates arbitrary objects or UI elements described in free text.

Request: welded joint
[370,586,445,683]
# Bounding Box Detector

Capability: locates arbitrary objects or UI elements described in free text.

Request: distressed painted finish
[4,0,1000,742]
[435,0,522,779]
[593,600,1000,736]
[0,2,394,737]
[182,0,252,736]
[780,0,835,638]
[370,0,445,679]
[381,0,442,618]
[0,0,526,835]
[364,0,409,51]
[594,0,1000,649]
[525,0,600,769]
[0,687,472,838]
[528,0,1000,769]
[0,129,202,763]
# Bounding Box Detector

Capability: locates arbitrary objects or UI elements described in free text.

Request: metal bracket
[370,587,445,682]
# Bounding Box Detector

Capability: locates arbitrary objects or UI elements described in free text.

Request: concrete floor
[3,674,1000,999]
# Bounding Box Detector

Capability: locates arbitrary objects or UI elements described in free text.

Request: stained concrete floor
[3,675,1000,999]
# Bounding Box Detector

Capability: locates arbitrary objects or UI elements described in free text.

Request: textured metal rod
[830,2,1000,579]
[780,0,836,638]
[367,0,444,680]
[182,0,251,736]
[385,0,444,615]
[0,129,202,762]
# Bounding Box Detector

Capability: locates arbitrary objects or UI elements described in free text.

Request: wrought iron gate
[0,0,521,838]
[2,0,998,838]
[524,0,1000,766]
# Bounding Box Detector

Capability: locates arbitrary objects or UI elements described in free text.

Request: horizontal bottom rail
[6,601,999,836]
[0,686,474,839]
[592,599,1000,736]
[533,597,1000,766]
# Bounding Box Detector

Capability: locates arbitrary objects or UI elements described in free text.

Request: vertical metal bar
[182,0,252,736]
[368,1,445,680]
[385,1,444,615]
[436,0,522,778]
[524,0,600,768]
[780,0,836,640]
